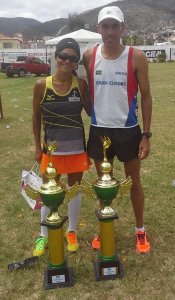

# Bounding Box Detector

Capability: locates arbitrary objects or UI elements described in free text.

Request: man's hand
[138,137,150,160]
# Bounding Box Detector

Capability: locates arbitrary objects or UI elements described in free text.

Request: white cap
[98,6,124,24]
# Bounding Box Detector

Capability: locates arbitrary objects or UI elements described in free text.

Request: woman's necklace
[53,77,72,86]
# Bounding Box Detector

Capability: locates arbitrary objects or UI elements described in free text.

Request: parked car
[6,56,51,77]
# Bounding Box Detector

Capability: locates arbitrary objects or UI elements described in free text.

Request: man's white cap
[98,6,124,24]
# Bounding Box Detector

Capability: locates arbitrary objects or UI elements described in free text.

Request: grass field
[0,62,175,300]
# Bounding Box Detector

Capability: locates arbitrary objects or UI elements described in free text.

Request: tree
[157,52,166,62]
[68,13,85,32]
[122,34,144,46]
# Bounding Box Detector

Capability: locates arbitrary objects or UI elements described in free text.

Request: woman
[32,38,91,255]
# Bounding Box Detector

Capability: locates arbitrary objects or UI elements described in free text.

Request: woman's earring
[75,64,78,70]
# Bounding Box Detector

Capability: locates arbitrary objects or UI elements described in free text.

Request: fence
[0,45,175,65]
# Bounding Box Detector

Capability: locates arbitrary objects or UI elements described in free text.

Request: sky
[0,0,117,23]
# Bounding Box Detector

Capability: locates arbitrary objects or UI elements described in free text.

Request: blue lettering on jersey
[96,80,108,85]
[109,81,126,86]
[96,80,126,86]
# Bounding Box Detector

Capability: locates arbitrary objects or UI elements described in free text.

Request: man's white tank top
[89,44,139,128]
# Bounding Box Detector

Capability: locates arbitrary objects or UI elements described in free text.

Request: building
[0,33,22,49]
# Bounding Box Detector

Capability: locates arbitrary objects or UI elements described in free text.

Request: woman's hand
[35,148,43,163]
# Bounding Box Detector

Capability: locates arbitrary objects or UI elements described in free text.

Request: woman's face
[56,48,79,74]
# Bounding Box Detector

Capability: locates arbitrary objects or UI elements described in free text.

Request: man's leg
[124,158,144,228]
[124,158,150,253]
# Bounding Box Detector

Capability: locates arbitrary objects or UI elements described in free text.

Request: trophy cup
[39,143,79,289]
[86,136,132,281]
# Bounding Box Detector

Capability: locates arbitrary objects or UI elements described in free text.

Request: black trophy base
[95,210,118,221]
[44,264,74,289]
[94,255,124,281]
[41,215,68,229]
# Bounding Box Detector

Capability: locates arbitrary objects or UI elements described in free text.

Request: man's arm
[133,49,152,159]
[32,79,45,162]
[82,48,94,86]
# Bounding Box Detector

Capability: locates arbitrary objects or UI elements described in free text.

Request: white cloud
[0,0,116,22]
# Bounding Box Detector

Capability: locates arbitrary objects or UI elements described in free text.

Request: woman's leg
[66,172,83,251]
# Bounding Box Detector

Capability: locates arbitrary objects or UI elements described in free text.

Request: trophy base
[41,216,68,228]
[44,263,74,289]
[94,255,124,281]
[96,209,118,221]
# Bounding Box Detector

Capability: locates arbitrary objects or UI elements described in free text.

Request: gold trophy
[83,137,132,281]
[38,143,79,289]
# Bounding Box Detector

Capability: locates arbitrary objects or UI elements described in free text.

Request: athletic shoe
[33,236,48,256]
[66,231,79,252]
[136,231,150,254]
[92,235,100,250]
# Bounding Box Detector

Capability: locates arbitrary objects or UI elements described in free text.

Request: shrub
[157,52,166,63]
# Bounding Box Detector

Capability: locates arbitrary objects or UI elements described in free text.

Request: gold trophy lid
[39,142,64,194]
[93,137,119,188]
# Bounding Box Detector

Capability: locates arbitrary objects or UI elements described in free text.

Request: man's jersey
[89,45,139,128]
[41,75,86,155]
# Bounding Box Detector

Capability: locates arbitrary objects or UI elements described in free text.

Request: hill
[0,0,175,38]
[0,17,40,36]
[80,0,175,33]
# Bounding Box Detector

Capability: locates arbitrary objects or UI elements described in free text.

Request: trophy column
[94,212,124,280]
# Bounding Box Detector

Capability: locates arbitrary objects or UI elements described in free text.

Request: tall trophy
[38,143,79,289]
[83,137,132,281]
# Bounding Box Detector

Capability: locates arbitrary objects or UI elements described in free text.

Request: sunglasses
[57,52,79,63]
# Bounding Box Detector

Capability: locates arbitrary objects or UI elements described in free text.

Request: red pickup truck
[6,56,51,77]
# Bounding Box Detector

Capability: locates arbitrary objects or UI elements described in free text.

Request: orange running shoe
[66,231,79,252]
[92,235,100,250]
[136,231,150,254]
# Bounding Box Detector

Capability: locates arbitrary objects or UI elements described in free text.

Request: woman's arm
[32,78,46,162]
[78,78,91,116]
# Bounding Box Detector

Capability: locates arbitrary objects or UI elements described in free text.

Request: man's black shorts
[87,125,142,162]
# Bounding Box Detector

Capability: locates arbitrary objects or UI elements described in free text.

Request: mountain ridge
[0,0,174,38]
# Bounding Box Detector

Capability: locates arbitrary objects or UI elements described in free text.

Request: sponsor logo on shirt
[45,94,55,101]
[96,70,102,75]
[96,80,126,86]
[68,91,80,102]
[115,71,127,75]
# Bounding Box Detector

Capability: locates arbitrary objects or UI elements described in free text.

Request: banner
[0,48,55,63]
[143,49,166,59]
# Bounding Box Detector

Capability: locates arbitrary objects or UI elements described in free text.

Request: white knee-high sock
[40,206,50,237]
[68,192,81,232]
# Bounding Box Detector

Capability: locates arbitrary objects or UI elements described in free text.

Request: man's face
[97,19,124,45]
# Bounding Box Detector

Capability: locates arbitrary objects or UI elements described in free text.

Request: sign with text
[0,49,55,63]
[143,49,166,59]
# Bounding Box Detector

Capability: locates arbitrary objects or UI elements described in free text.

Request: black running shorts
[87,125,142,162]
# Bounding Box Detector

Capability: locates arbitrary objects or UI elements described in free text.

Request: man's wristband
[142,132,152,139]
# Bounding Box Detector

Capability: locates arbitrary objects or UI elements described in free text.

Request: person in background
[0,94,3,119]
[33,38,91,256]
[83,6,152,254]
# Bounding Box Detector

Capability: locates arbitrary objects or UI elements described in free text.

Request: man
[83,6,152,254]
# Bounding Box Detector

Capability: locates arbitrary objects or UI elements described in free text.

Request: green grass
[0,63,175,300]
